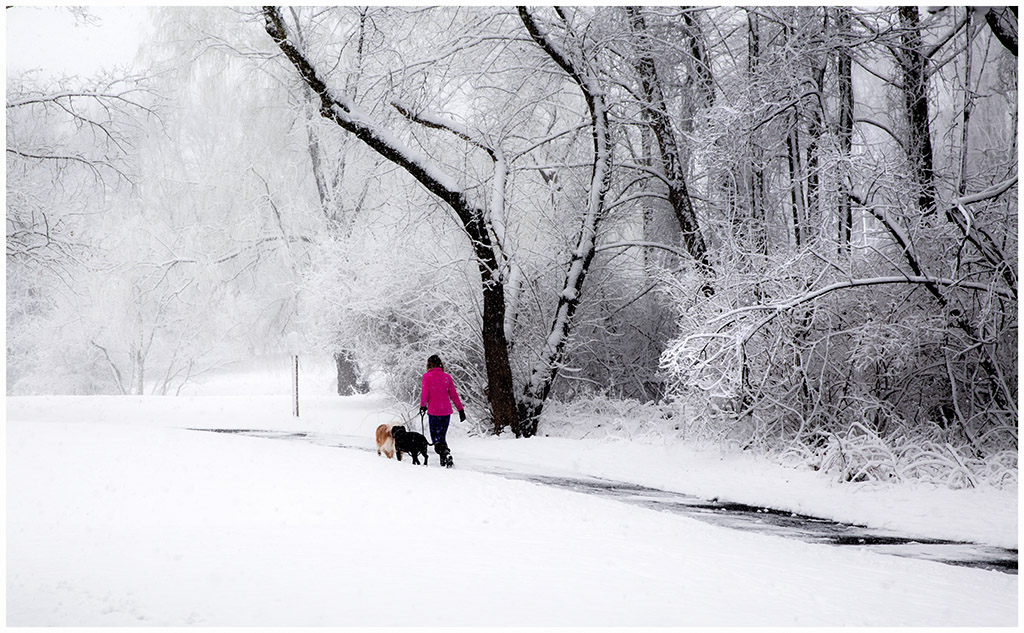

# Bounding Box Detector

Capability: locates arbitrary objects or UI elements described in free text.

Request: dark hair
[427,354,443,370]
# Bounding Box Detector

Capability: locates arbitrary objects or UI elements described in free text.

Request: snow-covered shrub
[659,243,1017,489]
[806,423,1018,489]
[536,393,678,442]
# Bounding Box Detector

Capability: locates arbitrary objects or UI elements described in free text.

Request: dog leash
[419,410,433,446]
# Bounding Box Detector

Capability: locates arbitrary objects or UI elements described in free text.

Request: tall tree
[515,6,615,436]
[625,6,711,277]
[263,6,522,434]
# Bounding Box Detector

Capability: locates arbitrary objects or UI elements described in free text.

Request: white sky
[5,6,150,77]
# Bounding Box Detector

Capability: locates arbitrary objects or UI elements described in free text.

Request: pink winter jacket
[420,367,464,416]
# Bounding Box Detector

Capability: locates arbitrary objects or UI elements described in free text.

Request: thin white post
[286,331,301,418]
[293,354,300,417]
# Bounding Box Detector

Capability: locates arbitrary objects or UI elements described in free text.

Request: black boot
[435,441,454,468]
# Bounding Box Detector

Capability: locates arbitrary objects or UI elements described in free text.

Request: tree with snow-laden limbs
[262,5,523,434]
[262,6,640,436]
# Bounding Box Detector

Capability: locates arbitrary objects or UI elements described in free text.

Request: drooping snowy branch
[718,275,1017,345]
[957,175,1018,206]
[593,240,691,261]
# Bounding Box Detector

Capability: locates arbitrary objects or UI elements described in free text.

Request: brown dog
[375,423,395,459]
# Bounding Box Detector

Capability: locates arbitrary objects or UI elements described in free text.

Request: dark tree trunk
[335,351,367,395]
[786,112,804,248]
[957,6,974,199]
[747,11,768,257]
[836,7,855,252]
[682,8,715,111]
[897,6,937,216]
[804,15,826,245]
[627,6,713,281]
[473,222,521,437]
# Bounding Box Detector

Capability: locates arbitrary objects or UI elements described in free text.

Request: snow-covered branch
[594,240,691,261]
[6,147,124,179]
[854,117,905,150]
[391,100,496,159]
[716,275,1016,346]
[389,99,516,272]
[957,175,1018,206]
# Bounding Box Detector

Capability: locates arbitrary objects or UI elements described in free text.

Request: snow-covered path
[6,394,1017,626]
[193,427,1018,574]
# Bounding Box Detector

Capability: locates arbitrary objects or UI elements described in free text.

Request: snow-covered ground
[6,361,1018,626]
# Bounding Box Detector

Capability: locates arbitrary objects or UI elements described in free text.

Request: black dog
[390,425,429,466]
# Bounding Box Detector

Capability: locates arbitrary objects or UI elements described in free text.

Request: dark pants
[428,414,450,453]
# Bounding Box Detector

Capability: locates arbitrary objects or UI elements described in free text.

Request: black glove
[458,409,466,422]
[419,406,427,416]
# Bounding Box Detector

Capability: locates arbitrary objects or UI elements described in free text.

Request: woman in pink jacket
[419,354,465,468]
